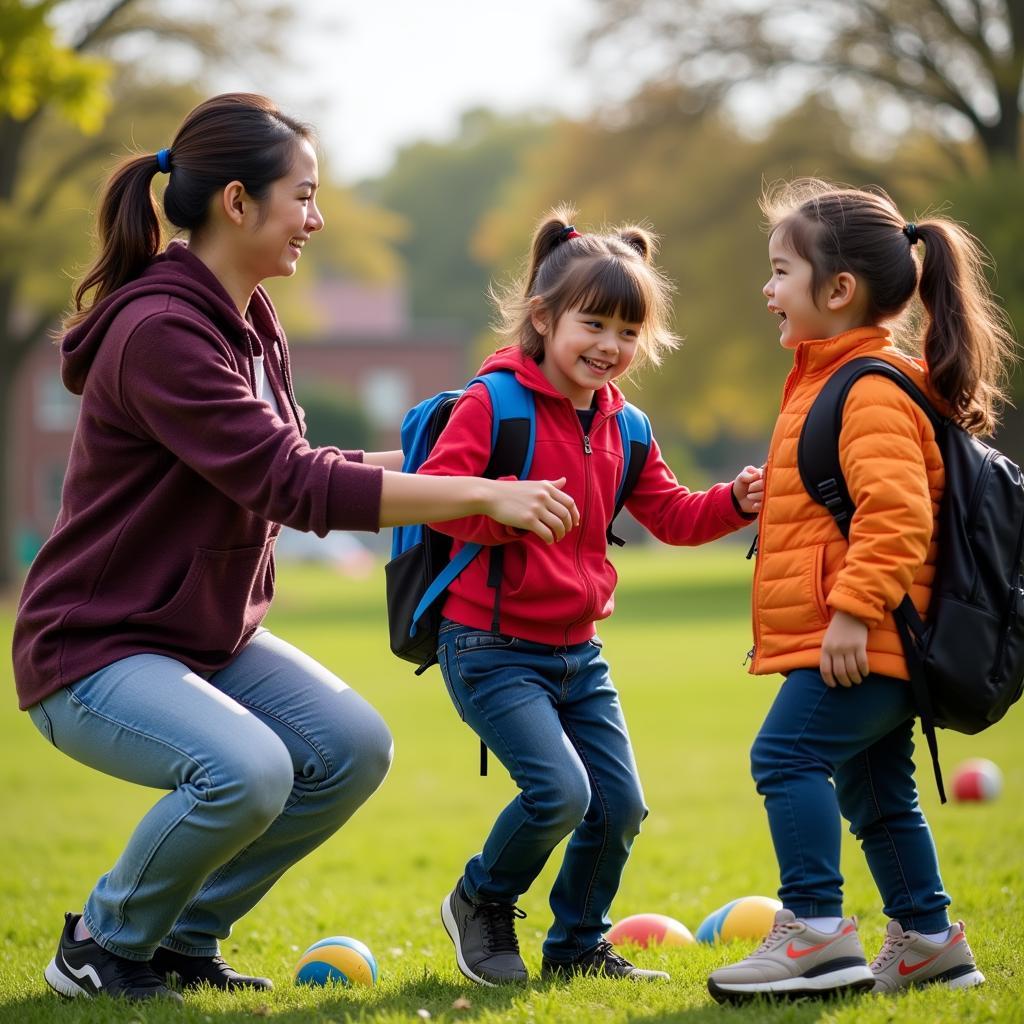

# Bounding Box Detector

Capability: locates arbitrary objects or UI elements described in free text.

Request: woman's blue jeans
[751,668,950,932]
[28,629,393,961]
[437,620,648,962]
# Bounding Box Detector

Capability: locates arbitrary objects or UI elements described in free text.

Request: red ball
[606,913,694,949]
[951,758,1002,802]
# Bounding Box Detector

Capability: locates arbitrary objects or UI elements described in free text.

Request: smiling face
[244,138,324,281]
[763,228,836,348]
[533,303,641,407]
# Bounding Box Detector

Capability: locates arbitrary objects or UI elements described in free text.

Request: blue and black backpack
[385,369,653,675]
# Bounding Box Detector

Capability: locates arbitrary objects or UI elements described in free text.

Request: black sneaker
[441,878,528,985]
[542,939,670,981]
[151,946,273,991]
[44,913,183,1003]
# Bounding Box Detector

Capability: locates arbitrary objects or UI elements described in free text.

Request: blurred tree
[0,0,402,584]
[585,0,1023,168]
[474,86,919,467]
[362,108,551,336]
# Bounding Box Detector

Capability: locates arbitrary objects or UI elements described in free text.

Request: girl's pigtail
[916,220,1016,435]
[617,226,657,263]
[66,154,165,329]
[524,203,577,296]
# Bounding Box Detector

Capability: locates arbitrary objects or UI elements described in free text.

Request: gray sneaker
[441,879,528,986]
[870,920,985,992]
[707,909,874,1003]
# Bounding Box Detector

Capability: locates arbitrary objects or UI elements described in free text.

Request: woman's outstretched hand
[487,476,579,544]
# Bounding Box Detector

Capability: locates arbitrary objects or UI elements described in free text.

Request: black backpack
[799,357,1024,802]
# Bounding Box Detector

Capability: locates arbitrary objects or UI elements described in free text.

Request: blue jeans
[437,620,647,962]
[28,629,393,961]
[751,668,950,932]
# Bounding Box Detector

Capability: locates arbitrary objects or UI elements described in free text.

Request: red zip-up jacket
[418,347,750,646]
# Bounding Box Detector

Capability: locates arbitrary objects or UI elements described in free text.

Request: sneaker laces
[870,931,908,971]
[591,940,633,970]
[113,959,168,991]
[752,918,800,957]
[475,902,526,955]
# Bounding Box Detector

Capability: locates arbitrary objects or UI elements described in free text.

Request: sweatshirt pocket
[127,543,272,653]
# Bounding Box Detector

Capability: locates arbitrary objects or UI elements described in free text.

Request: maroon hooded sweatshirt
[13,243,383,709]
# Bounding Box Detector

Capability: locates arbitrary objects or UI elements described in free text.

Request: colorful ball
[293,935,378,987]
[606,913,695,949]
[951,758,1002,802]
[696,895,783,943]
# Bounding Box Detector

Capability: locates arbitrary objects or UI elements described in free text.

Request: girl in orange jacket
[708,180,1015,1004]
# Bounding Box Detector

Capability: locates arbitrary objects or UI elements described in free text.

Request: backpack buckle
[817,477,849,523]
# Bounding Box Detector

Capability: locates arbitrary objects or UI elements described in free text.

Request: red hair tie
[560,225,582,242]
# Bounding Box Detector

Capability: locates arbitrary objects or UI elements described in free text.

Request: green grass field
[1,545,1021,1023]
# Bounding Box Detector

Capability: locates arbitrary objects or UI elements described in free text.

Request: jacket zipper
[566,406,602,643]
[750,345,807,671]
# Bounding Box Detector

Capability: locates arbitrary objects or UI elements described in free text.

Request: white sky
[264,0,610,181]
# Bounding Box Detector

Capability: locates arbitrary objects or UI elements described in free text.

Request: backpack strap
[458,371,536,778]
[608,402,653,546]
[797,356,950,803]
[798,357,942,538]
[408,370,535,639]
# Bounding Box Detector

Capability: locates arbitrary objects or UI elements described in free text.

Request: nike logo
[898,930,963,976]
[786,923,856,959]
[64,958,102,990]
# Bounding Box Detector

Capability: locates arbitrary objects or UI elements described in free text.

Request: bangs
[558,256,649,324]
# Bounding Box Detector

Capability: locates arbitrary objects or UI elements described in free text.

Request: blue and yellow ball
[696,896,783,943]
[293,935,378,987]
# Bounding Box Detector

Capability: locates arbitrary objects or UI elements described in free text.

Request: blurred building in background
[10,279,470,563]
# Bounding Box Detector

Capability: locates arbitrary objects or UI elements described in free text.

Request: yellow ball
[718,896,783,942]
[293,936,378,987]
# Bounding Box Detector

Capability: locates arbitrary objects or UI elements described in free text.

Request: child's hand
[487,476,579,544]
[820,610,870,687]
[732,465,764,515]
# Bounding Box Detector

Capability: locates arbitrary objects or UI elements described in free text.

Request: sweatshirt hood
[476,345,626,416]
[60,242,282,395]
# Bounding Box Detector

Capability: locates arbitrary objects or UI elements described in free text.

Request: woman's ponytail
[62,93,315,332]
[66,154,164,329]
[916,219,1016,435]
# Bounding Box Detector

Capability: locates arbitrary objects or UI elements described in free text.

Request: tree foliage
[474,85,924,463]
[585,0,1024,166]
[363,108,551,336]
[0,0,402,583]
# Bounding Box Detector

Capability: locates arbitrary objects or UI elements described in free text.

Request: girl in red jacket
[708,180,1014,1003]
[421,206,763,985]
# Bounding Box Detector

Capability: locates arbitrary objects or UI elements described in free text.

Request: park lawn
[0,544,1021,1024]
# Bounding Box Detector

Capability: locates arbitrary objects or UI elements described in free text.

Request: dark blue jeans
[751,668,951,932]
[437,620,647,962]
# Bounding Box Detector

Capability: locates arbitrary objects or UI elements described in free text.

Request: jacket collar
[478,345,626,417]
[792,326,896,378]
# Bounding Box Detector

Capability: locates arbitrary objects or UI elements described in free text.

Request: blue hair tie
[156,148,172,174]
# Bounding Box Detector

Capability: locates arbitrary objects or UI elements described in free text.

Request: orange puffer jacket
[751,327,945,680]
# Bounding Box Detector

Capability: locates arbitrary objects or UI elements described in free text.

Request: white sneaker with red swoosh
[870,920,985,992]
[707,909,874,1003]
